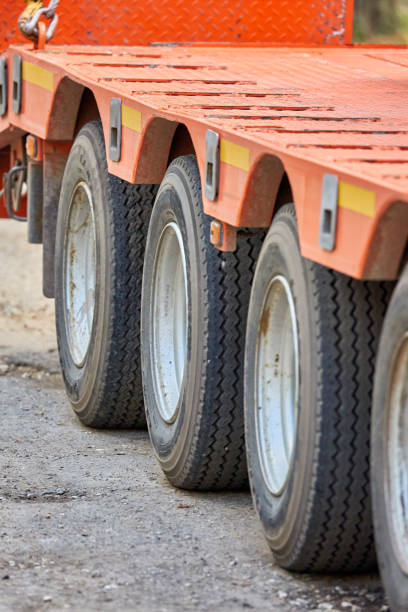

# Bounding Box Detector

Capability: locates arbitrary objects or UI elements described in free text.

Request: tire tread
[297,266,393,572]
[153,155,263,490]
[246,205,394,573]
[57,121,157,429]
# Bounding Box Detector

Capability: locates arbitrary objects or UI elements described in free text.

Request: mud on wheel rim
[63,181,96,368]
[151,221,188,424]
[255,274,299,496]
[386,331,408,575]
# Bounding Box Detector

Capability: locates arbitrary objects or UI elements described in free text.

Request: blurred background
[355,0,408,42]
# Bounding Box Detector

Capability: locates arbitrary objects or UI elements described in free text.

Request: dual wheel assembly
[54,121,404,589]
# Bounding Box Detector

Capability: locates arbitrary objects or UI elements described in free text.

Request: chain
[18,0,59,43]
[45,0,59,18]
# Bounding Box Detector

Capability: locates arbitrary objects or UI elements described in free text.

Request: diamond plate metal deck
[29,44,408,194]
[1,0,353,49]
[2,42,408,279]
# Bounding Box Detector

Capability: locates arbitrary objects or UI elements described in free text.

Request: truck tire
[55,120,157,428]
[372,265,408,612]
[244,204,392,573]
[141,155,262,490]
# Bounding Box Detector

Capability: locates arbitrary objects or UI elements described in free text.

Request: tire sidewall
[372,272,408,611]
[141,163,207,475]
[55,124,111,420]
[245,209,318,564]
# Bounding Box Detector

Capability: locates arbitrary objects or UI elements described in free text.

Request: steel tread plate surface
[1,1,352,49]
[21,44,408,194]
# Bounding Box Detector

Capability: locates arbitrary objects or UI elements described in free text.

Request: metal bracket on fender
[12,54,22,114]
[109,98,122,162]
[205,129,220,202]
[319,173,338,251]
[0,58,7,116]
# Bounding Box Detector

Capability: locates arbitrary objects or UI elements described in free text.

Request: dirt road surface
[0,220,388,611]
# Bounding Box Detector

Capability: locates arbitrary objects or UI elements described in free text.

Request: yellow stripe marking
[22,61,54,92]
[220,139,250,171]
[338,181,375,218]
[121,105,142,133]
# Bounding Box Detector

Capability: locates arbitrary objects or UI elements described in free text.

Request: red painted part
[4,43,407,280]
[0,148,9,218]
[0,0,354,49]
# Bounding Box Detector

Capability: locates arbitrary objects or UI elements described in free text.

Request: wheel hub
[151,221,188,423]
[63,181,96,367]
[255,275,299,496]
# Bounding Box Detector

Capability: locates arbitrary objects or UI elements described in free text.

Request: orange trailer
[0,2,407,609]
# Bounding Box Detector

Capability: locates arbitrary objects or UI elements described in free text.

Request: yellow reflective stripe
[220,139,250,171]
[121,105,142,133]
[22,61,54,92]
[338,181,375,218]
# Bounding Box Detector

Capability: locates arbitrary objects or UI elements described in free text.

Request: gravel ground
[0,221,388,611]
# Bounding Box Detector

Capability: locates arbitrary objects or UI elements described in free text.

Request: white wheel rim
[255,275,299,496]
[387,332,408,574]
[63,182,96,367]
[151,221,188,423]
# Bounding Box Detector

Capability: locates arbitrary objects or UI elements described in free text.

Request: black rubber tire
[372,264,408,612]
[141,155,262,490]
[245,205,393,573]
[55,120,157,428]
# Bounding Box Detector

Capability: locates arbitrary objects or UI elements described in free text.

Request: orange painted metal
[1,42,407,276]
[4,42,407,279]
[1,1,354,49]
[36,21,47,51]
[0,1,407,279]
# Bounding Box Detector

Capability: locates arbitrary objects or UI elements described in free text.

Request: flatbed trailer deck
[1,43,407,281]
[1,2,408,610]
